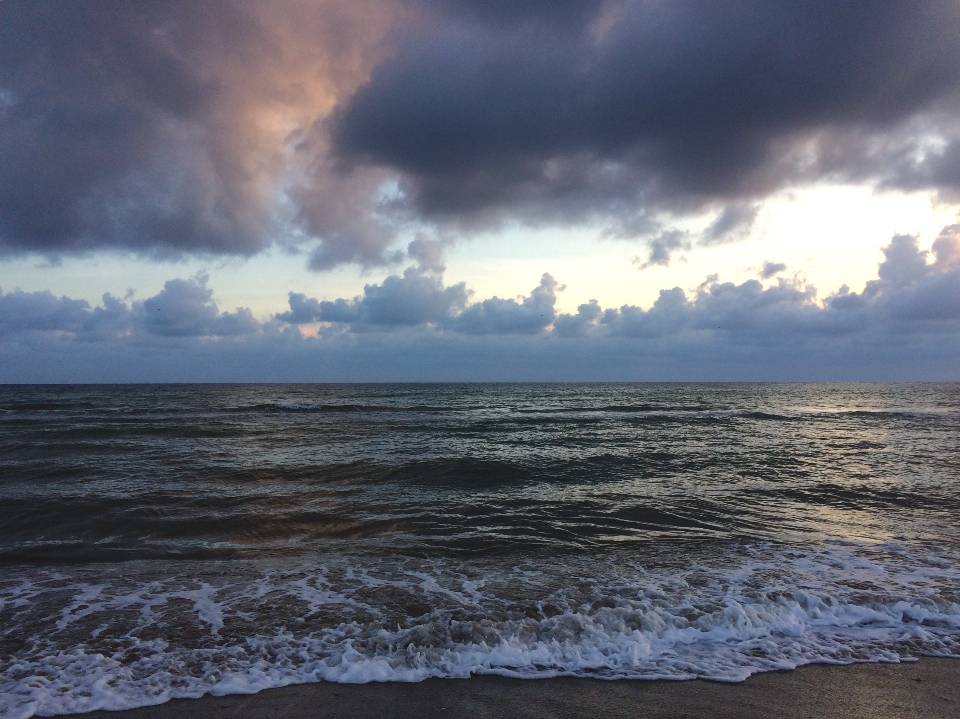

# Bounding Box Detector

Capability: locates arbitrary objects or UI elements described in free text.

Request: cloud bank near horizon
[2,229,958,382]
[3,1,960,269]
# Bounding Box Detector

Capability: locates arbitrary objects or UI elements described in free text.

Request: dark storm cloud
[0,0,399,263]
[426,0,605,28]
[927,140,960,200]
[4,1,960,267]
[332,0,960,242]
[0,1,239,255]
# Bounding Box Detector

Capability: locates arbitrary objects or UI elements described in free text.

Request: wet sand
[82,658,960,719]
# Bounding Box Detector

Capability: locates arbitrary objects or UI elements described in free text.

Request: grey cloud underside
[333,1,960,232]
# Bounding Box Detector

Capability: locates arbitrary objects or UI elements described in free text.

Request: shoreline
[78,658,960,719]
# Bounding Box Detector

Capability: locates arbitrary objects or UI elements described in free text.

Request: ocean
[1,383,959,718]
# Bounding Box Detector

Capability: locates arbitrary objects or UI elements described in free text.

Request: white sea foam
[2,543,960,719]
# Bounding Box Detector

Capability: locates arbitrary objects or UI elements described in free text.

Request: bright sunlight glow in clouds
[1,0,960,381]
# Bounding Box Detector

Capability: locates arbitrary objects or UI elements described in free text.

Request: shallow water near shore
[2,383,959,718]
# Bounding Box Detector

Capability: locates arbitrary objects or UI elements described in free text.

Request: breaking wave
[2,543,959,719]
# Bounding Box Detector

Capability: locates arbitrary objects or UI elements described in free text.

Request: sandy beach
[79,658,959,719]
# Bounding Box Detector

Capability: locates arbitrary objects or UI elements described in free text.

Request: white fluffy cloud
[2,227,959,381]
[277,267,469,328]
[273,225,960,341]
[0,273,260,341]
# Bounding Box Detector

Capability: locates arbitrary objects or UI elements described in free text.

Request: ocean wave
[2,544,959,718]
[228,403,484,414]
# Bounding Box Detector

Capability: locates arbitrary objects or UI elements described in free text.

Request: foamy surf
[2,542,959,719]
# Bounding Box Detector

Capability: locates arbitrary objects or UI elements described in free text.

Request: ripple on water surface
[1,383,959,718]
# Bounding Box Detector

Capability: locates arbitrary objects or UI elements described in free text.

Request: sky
[1,0,960,382]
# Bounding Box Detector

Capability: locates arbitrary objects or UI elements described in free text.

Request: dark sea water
[2,383,960,717]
